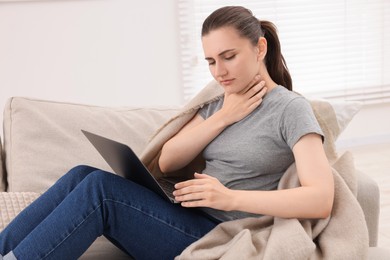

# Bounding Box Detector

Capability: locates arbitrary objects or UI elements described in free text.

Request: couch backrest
[2,96,362,193]
[3,97,179,192]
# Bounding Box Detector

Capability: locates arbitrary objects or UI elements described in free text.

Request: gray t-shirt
[198,86,323,221]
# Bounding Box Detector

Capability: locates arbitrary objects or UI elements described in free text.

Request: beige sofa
[0,96,388,259]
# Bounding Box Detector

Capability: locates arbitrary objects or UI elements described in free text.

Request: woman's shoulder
[265,85,308,109]
[269,85,303,100]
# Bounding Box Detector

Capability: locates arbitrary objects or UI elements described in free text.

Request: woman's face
[202,26,262,94]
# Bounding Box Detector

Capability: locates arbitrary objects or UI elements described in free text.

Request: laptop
[81,129,187,203]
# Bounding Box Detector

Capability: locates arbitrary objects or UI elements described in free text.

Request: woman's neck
[259,68,278,93]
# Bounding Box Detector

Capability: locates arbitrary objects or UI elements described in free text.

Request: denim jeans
[0,165,219,260]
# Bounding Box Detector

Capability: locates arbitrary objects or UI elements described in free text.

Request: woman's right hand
[159,75,266,173]
[219,75,267,126]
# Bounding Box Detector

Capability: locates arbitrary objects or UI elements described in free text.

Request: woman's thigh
[88,170,219,259]
[11,169,219,260]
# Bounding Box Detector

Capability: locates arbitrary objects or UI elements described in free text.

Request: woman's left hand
[173,173,234,211]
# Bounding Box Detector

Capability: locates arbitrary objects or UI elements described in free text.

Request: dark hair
[202,6,292,91]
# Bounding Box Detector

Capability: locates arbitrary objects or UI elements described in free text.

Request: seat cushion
[81,236,133,260]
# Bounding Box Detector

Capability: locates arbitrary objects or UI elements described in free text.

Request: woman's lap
[0,165,219,260]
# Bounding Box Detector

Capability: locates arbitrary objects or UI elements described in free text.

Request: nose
[214,61,228,78]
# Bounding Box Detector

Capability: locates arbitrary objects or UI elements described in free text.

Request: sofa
[0,96,389,259]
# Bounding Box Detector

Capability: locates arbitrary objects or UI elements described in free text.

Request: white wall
[0,0,182,140]
[0,0,389,147]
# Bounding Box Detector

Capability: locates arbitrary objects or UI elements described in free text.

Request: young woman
[0,6,334,260]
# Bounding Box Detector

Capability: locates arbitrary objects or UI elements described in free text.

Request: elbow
[158,152,171,174]
[304,184,334,219]
[158,142,172,173]
[158,146,179,174]
[316,189,334,219]
[321,175,335,219]
[313,170,335,219]
[317,198,333,219]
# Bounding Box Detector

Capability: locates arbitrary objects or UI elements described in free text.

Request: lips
[220,79,235,86]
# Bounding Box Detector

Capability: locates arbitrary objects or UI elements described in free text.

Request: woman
[0,6,334,260]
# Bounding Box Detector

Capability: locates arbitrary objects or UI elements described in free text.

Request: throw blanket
[140,81,369,259]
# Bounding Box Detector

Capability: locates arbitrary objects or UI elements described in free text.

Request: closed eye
[205,53,235,66]
[206,59,215,66]
[225,55,236,60]
[205,48,237,65]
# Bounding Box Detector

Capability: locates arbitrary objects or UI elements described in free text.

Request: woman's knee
[69,165,98,174]
[80,170,118,198]
[63,165,99,183]
[83,170,116,185]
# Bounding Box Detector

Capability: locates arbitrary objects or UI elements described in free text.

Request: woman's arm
[173,133,334,219]
[158,112,226,173]
[159,76,266,173]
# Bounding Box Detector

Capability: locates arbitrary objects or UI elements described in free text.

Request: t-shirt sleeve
[280,97,324,149]
[198,104,208,119]
[198,98,222,119]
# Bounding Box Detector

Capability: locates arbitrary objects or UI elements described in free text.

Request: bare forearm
[230,186,333,219]
[159,111,228,173]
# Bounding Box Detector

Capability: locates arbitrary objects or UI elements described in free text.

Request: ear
[256,37,267,61]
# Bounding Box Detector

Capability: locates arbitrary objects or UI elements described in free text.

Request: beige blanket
[140,81,369,259]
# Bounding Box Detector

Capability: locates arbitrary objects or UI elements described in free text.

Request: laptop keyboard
[157,178,176,197]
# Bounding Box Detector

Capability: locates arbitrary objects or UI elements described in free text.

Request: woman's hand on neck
[258,66,278,93]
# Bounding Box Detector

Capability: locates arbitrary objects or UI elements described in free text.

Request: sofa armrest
[0,192,40,231]
[356,169,380,247]
[0,135,5,192]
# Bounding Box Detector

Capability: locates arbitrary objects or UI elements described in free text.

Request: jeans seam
[42,198,202,259]
[42,203,103,259]
[103,199,203,240]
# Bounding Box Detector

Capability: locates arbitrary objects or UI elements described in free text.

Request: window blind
[178,0,390,104]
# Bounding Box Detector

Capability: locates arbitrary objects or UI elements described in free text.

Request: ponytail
[260,20,292,91]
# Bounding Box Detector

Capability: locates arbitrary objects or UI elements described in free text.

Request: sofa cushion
[3,97,179,192]
[81,236,132,260]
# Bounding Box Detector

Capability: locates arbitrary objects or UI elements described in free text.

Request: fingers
[174,179,198,190]
[174,173,211,188]
[174,190,203,203]
[174,173,213,199]
[239,74,262,94]
[173,181,205,204]
[242,81,267,112]
[247,80,266,98]
[239,75,267,102]
[173,174,231,209]
[194,173,212,179]
[251,82,267,100]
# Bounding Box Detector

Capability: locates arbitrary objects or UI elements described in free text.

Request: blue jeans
[0,165,219,260]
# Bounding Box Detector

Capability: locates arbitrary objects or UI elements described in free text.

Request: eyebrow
[205,49,236,61]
